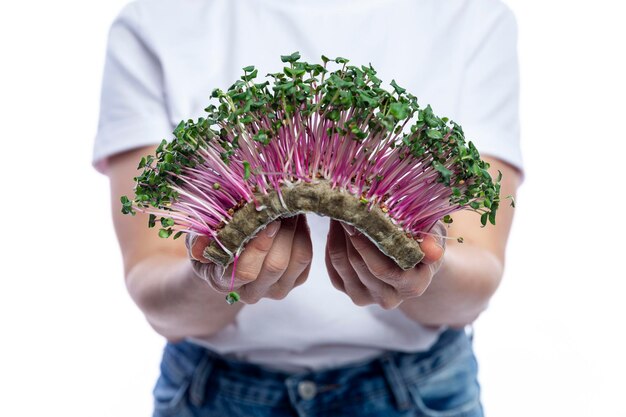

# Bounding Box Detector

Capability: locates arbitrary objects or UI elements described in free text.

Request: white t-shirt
[94,0,523,371]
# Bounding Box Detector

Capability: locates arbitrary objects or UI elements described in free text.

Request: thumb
[420,221,447,265]
[186,232,212,263]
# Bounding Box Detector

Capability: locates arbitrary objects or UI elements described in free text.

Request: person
[94,0,523,415]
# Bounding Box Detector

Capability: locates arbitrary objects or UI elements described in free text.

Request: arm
[398,157,520,327]
[108,145,313,341]
[325,156,521,327]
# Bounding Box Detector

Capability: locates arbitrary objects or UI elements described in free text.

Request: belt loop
[465,324,475,342]
[189,353,215,407]
[379,353,412,412]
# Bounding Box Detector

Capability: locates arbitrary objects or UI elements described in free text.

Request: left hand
[325,219,447,309]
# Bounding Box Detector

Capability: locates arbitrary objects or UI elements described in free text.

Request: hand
[325,220,447,309]
[186,214,313,304]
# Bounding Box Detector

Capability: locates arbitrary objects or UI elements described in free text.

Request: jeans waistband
[160,327,469,413]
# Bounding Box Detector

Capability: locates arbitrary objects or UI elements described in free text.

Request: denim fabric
[152,328,483,417]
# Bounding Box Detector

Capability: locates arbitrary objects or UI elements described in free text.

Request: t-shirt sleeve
[457,3,524,178]
[92,3,173,175]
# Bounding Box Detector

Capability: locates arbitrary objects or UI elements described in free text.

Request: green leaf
[390,79,406,95]
[426,129,443,139]
[280,51,301,63]
[173,120,185,136]
[254,81,270,89]
[443,215,453,224]
[120,196,135,215]
[425,115,440,128]
[243,161,251,180]
[284,66,305,78]
[326,109,341,122]
[225,291,241,305]
[378,114,396,131]
[507,195,516,208]
[158,228,172,238]
[148,214,157,228]
[241,69,258,81]
[351,127,367,140]
[433,161,452,185]
[160,217,175,227]
[253,131,270,145]
[358,91,378,107]
[389,102,409,120]
[242,65,255,72]
[480,212,488,227]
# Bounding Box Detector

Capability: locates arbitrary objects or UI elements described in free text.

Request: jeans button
[297,380,317,400]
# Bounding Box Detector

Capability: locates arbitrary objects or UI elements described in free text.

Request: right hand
[186,214,313,304]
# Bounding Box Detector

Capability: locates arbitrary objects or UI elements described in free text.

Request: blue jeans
[152,328,483,417]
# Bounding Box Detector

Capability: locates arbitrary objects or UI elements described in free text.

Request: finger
[420,221,447,265]
[188,234,212,263]
[325,244,345,292]
[293,261,311,288]
[226,220,281,286]
[238,215,299,303]
[327,220,373,306]
[205,220,282,293]
[419,233,445,265]
[340,222,404,285]
[190,258,225,288]
[267,214,313,300]
[344,238,431,301]
[342,222,432,299]
[268,254,312,300]
[344,231,401,309]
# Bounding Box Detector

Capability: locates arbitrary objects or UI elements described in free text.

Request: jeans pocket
[406,348,482,417]
[153,373,191,415]
[152,344,196,416]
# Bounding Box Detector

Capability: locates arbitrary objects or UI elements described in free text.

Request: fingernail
[342,223,356,236]
[186,233,198,252]
[265,221,280,237]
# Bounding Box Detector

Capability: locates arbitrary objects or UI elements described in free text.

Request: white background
[1,1,625,416]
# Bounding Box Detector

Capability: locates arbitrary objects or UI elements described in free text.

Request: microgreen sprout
[121,53,505,304]
[225,292,241,305]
